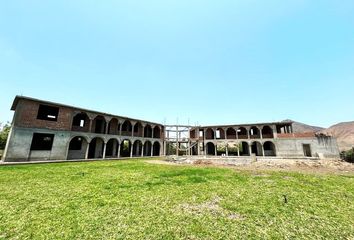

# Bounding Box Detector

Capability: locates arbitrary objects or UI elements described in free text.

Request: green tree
[0,123,11,150]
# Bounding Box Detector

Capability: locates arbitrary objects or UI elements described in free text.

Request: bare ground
[146,158,354,175]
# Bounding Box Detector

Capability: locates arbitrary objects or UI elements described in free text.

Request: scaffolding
[164,125,198,156]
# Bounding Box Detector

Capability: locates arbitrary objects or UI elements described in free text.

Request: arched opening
[227,142,239,156]
[206,142,215,155]
[67,136,88,160]
[143,141,152,156]
[108,118,119,135]
[144,125,152,138]
[105,139,119,158]
[251,141,263,156]
[88,137,104,159]
[92,116,106,134]
[249,126,260,139]
[121,120,132,136]
[133,140,143,157]
[262,126,274,138]
[216,128,225,139]
[216,142,227,156]
[153,126,161,139]
[134,122,144,137]
[226,128,236,139]
[153,142,160,156]
[237,127,248,139]
[205,128,215,140]
[264,141,276,156]
[240,142,250,156]
[72,112,90,132]
[120,139,132,157]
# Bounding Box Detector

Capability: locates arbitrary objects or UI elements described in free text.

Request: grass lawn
[0,159,353,239]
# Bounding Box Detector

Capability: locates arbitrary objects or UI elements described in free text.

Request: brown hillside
[320,121,354,151]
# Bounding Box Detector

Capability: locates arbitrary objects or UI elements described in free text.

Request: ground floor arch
[120,139,132,158]
[106,139,119,158]
[153,142,160,156]
[88,137,105,159]
[263,141,276,156]
[133,140,143,157]
[206,142,216,156]
[67,136,89,160]
[251,141,263,156]
[144,141,152,156]
[240,142,250,156]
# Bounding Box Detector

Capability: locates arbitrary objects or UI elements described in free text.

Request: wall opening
[30,133,55,151]
[37,105,59,121]
[303,144,312,157]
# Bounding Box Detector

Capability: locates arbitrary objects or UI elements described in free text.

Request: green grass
[0,159,353,239]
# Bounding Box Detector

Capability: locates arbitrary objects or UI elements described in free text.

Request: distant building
[2,96,339,162]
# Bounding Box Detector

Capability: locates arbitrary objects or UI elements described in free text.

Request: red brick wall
[14,99,73,131]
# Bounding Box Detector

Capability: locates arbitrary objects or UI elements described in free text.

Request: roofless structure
[2,96,339,162]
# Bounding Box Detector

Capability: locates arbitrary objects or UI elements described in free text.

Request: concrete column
[119,122,123,136]
[290,125,294,133]
[224,128,228,140]
[152,126,154,139]
[151,144,154,157]
[163,141,167,156]
[197,141,201,156]
[85,142,90,159]
[214,144,217,156]
[88,119,93,133]
[141,143,144,157]
[236,128,239,139]
[260,126,263,139]
[226,145,229,156]
[213,128,216,140]
[130,144,133,158]
[237,145,240,156]
[249,144,252,156]
[117,143,121,158]
[112,141,117,157]
[103,142,107,159]
[247,128,250,139]
[272,125,278,138]
[261,145,265,157]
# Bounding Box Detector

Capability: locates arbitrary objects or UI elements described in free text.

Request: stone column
[249,144,252,156]
[261,145,265,157]
[151,144,154,157]
[214,144,217,156]
[226,144,229,156]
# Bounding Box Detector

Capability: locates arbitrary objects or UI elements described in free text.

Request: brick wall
[14,99,73,131]
[278,132,316,138]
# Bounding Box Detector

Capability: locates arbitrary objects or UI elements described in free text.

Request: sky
[0,0,353,128]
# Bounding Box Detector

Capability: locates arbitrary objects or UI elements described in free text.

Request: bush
[0,123,11,150]
[340,149,354,163]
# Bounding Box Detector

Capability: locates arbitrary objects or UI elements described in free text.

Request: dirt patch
[146,159,354,175]
[177,196,245,220]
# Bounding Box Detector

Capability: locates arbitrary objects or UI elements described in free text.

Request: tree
[0,123,11,150]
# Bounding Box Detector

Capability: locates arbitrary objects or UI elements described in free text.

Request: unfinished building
[2,96,339,162]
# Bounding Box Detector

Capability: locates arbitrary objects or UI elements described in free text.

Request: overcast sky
[1,0,353,127]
